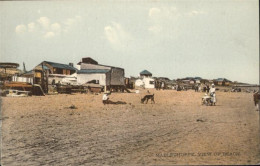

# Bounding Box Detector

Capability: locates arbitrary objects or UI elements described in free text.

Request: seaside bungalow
[213,78,232,86]
[34,61,76,75]
[33,61,77,85]
[76,57,125,92]
[0,62,21,82]
[179,77,196,84]
[135,70,155,89]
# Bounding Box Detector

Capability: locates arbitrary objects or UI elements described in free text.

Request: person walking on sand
[198,84,201,92]
[161,82,165,90]
[209,84,216,105]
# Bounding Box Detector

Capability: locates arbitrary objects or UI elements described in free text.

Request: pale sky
[0,0,259,84]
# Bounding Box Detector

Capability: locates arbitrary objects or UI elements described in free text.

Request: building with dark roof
[33,61,77,91]
[34,61,77,75]
[213,78,232,86]
[76,57,125,92]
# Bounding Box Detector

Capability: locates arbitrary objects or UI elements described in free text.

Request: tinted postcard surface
[0,0,259,165]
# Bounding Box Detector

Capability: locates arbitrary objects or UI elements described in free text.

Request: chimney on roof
[69,63,74,67]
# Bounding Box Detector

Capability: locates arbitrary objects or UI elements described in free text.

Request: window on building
[54,68,63,74]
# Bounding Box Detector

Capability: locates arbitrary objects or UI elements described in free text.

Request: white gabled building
[135,70,155,89]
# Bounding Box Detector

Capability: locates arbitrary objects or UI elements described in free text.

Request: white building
[135,70,155,89]
[76,57,125,91]
[77,69,109,86]
[143,77,155,88]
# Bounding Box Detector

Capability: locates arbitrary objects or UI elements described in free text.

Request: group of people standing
[195,83,217,105]
[155,81,165,90]
[194,84,213,93]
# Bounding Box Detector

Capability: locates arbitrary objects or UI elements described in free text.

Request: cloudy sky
[0,0,259,84]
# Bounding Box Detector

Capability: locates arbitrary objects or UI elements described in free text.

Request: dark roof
[140,70,152,75]
[77,69,110,74]
[78,57,98,65]
[214,78,231,82]
[0,62,19,68]
[34,65,49,71]
[44,61,77,71]
[82,57,98,64]
[194,77,202,80]
[78,57,124,70]
[185,77,194,79]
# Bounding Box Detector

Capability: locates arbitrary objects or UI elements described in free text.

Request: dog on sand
[141,94,155,104]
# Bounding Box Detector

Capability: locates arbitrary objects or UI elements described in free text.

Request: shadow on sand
[105,100,127,105]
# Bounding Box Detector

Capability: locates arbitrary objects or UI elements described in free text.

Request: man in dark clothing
[206,84,210,93]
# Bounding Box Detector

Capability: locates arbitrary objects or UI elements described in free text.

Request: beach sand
[1,89,259,165]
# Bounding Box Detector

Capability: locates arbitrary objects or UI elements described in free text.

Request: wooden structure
[0,62,21,82]
[2,82,44,96]
[33,61,77,93]
[124,77,135,89]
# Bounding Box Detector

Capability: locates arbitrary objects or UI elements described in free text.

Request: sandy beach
[1,89,259,165]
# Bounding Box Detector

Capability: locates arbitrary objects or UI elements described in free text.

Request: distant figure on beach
[203,84,206,92]
[253,91,260,111]
[161,82,165,90]
[198,84,201,92]
[209,84,216,105]
[206,84,210,93]
[102,92,110,105]
[194,84,199,92]
[102,92,127,105]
